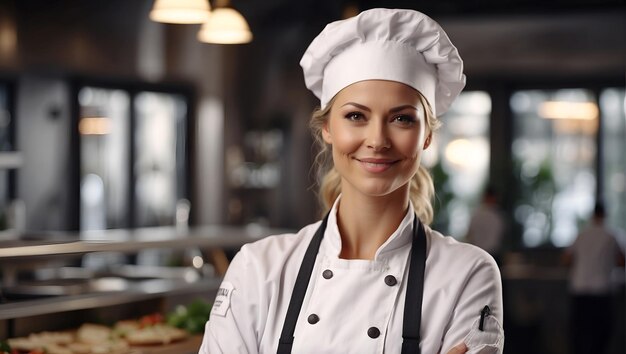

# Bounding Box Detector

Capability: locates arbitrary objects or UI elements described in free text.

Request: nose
[366,121,390,151]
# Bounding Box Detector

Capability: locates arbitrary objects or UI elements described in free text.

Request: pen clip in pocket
[463,305,504,354]
[479,305,491,331]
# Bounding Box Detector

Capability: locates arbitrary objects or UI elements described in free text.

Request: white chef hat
[300,8,466,116]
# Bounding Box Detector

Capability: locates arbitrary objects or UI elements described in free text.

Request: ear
[423,132,432,150]
[322,122,332,144]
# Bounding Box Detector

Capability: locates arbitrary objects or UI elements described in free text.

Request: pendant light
[150,0,211,24]
[197,1,252,44]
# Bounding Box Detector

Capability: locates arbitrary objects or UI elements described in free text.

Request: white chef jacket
[200,200,504,354]
[568,222,622,295]
[466,204,505,256]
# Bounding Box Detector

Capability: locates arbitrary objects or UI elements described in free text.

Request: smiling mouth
[355,158,399,172]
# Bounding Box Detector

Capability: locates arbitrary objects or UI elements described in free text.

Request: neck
[336,186,410,260]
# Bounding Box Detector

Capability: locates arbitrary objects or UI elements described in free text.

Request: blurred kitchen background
[0,0,624,353]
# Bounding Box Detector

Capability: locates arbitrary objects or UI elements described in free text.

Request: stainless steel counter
[0,224,293,325]
[0,277,222,320]
[0,224,293,261]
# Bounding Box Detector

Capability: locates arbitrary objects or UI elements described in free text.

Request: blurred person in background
[562,202,625,354]
[465,185,506,265]
[200,8,504,354]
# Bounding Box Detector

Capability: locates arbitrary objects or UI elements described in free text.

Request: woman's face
[323,80,431,199]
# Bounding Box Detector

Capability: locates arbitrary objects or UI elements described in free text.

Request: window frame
[69,76,196,230]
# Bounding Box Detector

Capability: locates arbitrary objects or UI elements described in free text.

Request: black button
[384,275,397,286]
[367,326,380,338]
[308,314,320,324]
[322,269,333,279]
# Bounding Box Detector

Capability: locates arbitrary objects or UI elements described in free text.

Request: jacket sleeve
[199,248,261,354]
[440,255,504,354]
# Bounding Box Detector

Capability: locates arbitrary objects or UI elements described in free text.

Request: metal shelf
[0,224,292,261]
[0,224,292,322]
[0,277,222,320]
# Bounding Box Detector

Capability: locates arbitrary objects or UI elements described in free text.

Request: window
[0,82,15,231]
[0,85,8,229]
[78,85,190,230]
[424,91,491,238]
[511,89,597,247]
[600,88,626,233]
[0,84,12,152]
[79,87,131,230]
[134,92,188,227]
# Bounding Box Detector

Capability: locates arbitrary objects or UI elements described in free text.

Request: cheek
[329,122,362,155]
[398,132,424,158]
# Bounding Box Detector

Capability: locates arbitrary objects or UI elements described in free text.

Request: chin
[350,180,406,198]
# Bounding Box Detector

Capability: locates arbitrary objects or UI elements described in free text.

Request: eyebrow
[341,102,419,113]
[390,105,419,113]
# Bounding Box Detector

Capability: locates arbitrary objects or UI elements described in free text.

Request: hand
[446,343,468,354]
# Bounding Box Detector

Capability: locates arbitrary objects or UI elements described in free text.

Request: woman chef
[200,8,504,354]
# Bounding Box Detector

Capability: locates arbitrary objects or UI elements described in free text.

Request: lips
[355,157,399,173]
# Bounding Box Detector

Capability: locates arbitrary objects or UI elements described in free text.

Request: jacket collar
[324,195,416,260]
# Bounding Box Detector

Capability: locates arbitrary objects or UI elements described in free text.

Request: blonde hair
[310,92,441,225]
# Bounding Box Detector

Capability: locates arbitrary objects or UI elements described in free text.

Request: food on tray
[167,299,212,334]
[7,326,130,354]
[125,324,188,346]
[0,340,17,354]
[65,342,92,354]
[138,313,164,328]
[113,314,188,346]
[76,324,111,344]
[36,343,73,354]
[112,320,140,337]
[6,310,195,353]
[8,331,73,351]
[79,340,129,354]
[5,316,188,354]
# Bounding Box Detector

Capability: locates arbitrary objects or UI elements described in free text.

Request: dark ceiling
[2,0,624,81]
[226,0,625,80]
[231,0,626,32]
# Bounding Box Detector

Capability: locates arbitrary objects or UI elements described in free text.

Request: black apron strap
[277,213,329,354]
[277,213,427,354]
[401,217,427,354]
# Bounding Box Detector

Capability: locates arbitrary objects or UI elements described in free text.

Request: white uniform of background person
[200,8,504,354]
[568,220,622,294]
[466,190,505,260]
[466,206,504,255]
[564,203,625,354]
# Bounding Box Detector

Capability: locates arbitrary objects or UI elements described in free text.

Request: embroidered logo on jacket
[212,282,235,317]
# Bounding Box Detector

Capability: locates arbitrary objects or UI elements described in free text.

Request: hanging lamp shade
[197,8,253,44]
[150,0,210,24]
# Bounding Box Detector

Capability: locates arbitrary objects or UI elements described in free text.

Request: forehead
[333,80,422,105]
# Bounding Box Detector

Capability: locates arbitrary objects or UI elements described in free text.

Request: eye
[344,112,365,121]
[392,114,416,125]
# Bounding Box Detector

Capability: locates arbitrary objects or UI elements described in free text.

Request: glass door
[0,84,13,230]
[78,87,131,231]
[510,89,597,247]
[600,88,626,233]
[78,85,190,231]
[134,91,188,227]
